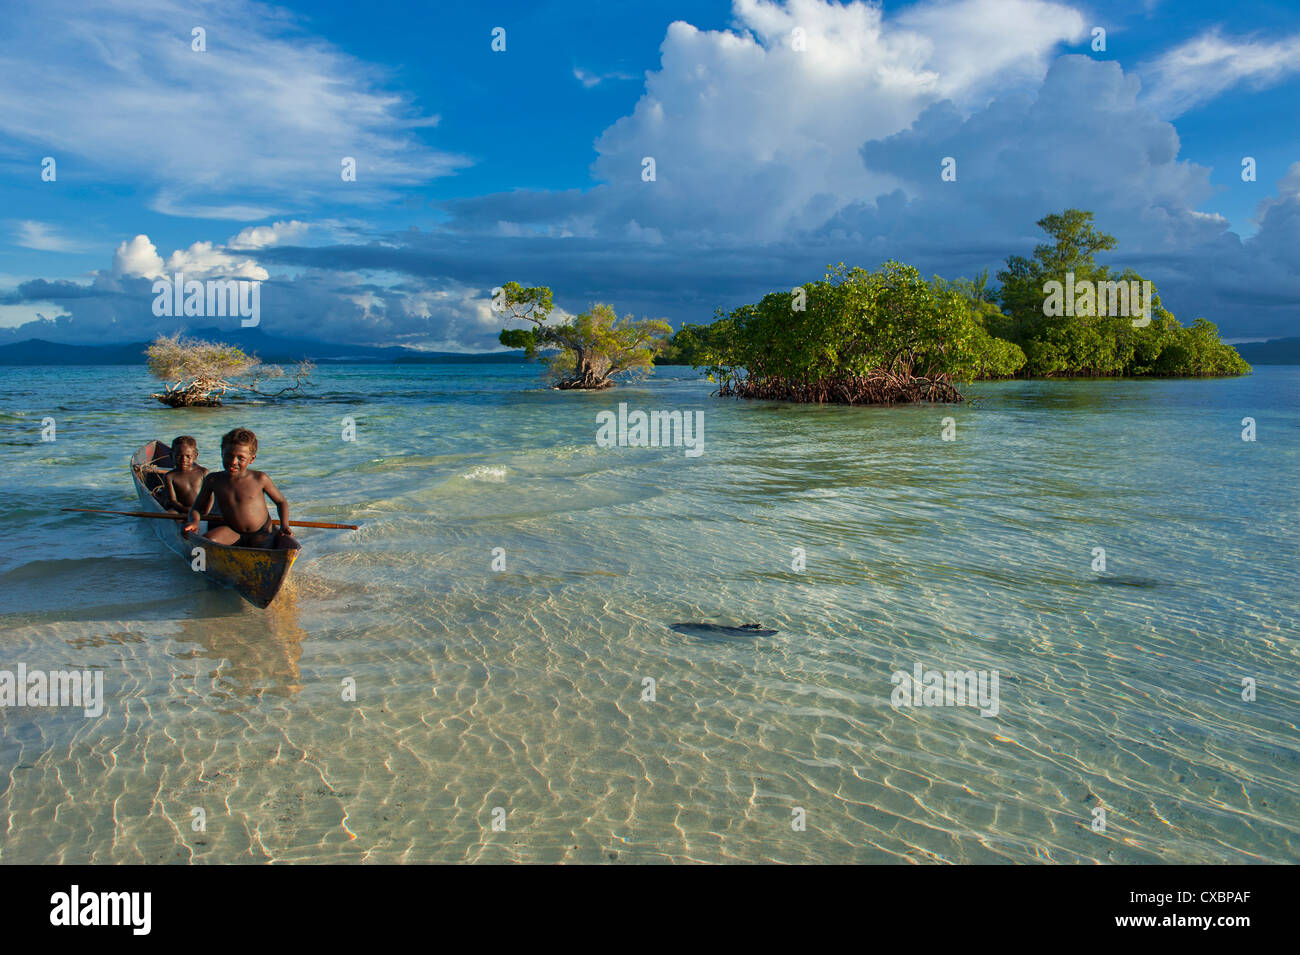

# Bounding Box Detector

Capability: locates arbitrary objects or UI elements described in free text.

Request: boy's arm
[184,476,214,533]
[262,475,291,535]
[196,468,213,515]
[160,473,180,510]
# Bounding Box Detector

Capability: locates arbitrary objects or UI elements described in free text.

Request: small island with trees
[503,209,1247,405]
[495,282,672,390]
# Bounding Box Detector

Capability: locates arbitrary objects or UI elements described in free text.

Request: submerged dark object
[670,622,778,639]
[1092,576,1161,589]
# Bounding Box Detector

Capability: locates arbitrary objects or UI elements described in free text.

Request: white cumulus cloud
[112,235,165,279]
[453,0,1088,246]
[228,220,310,251]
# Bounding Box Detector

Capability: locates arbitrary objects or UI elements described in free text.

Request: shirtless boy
[183,428,299,550]
[159,435,209,514]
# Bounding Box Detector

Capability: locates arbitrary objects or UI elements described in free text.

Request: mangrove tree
[496,282,672,389]
[147,334,313,407]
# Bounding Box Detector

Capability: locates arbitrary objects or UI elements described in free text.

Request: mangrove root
[554,374,616,390]
[717,372,963,405]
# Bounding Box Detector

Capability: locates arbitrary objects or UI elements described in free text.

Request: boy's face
[222,442,255,474]
[174,446,197,471]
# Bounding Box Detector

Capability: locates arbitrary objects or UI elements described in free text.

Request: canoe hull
[130,440,299,608]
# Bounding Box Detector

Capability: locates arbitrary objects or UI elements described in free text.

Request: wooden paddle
[62,508,359,530]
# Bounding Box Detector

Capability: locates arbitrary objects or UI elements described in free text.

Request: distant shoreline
[0,334,530,367]
[3,335,1299,367]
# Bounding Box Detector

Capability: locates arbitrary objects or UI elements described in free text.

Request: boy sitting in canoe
[183,427,299,551]
[159,435,209,514]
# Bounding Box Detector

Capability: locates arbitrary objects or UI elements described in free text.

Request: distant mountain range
[1233,337,1300,365]
[0,327,528,365]
[1,329,1297,366]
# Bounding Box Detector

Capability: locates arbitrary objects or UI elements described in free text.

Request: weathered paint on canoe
[130,440,299,608]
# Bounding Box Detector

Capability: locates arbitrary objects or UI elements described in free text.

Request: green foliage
[931,273,1024,376]
[997,208,1118,356]
[1153,317,1252,376]
[498,327,538,356]
[970,324,1028,379]
[695,261,1025,398]
[496,281,672,388]
[655,324,713,365]
[994,209,1248,377]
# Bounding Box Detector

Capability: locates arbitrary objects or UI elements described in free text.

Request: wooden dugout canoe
[130,440,299,608]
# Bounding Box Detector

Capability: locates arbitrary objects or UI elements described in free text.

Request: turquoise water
[0,362,1297,863]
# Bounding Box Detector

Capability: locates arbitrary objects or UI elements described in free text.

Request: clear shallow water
[0,362,1297,864]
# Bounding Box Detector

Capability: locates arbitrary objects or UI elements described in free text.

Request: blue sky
[2,0,1298,348]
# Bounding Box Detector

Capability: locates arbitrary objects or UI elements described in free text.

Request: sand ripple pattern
[1,364,1297,863]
